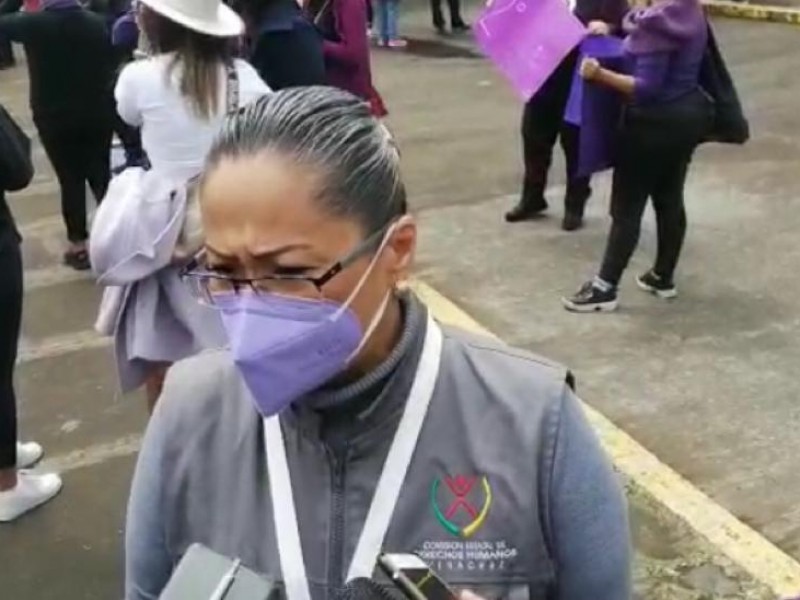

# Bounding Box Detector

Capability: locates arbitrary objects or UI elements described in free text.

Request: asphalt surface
[0,7,796,599]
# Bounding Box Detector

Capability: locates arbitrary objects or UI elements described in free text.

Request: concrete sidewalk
[704,0,800,26]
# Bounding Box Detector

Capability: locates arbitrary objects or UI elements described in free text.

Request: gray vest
[157,321,571,600]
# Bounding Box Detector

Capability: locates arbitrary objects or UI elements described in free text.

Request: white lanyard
[264,316,444,600]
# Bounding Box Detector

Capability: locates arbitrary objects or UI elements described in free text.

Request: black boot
[562,181,591,231]
[506,181,548,223]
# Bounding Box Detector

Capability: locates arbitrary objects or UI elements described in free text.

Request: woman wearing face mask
[563,0,712,312]
[125,87,631,600]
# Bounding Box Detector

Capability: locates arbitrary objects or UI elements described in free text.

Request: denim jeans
[377,0,400,42]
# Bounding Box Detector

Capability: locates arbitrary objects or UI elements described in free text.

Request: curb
[704,0,800,24]
[412,280,800,599]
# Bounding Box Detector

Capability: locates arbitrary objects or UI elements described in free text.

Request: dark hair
[205,86,407,234]
[139,6,232,119]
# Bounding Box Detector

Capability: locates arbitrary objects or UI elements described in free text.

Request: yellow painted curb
[413,280,800,598]
[704,0,800,25]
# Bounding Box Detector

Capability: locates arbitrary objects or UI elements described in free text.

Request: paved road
[398,14,800,558]
[0,7,796,599]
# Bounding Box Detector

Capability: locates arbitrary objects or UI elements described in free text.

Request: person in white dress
[91,0,270,413]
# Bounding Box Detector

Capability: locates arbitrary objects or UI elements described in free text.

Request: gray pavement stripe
[37,435,143,474]
[25,266,93,291]
[17,330,112,365]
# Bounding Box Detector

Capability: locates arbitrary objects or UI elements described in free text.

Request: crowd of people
[0,0,743,597]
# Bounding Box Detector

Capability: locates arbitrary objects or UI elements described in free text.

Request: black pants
[597,92,712,286]
[0,240,22,470]
[430,0,465,28]
[598,142,694,286]
[521,50,590,212]
[36,118,113,243]
[0,35,13,67]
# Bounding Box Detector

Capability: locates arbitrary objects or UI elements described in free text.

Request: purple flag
[562,36,629,177]
[474,0,586,101]
[565,36,625,126]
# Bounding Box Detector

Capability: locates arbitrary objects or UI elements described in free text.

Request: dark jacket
[574,0,628,29]
[311,0,387,116]
[248,0,325,90]
[0,5,115,123]
[529,0,629,106]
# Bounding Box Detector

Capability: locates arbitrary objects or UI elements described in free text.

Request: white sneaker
[16,441,44,469]
[0,472,63,522]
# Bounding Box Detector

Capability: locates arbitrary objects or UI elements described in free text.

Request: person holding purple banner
[563,0,713,312]
[505,0,627,231]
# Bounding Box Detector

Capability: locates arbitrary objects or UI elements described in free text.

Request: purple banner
[561,36,629,177]
[565,36,625,126]
[474,0,586,101]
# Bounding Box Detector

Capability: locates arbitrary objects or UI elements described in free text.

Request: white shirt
[115,54,270,181]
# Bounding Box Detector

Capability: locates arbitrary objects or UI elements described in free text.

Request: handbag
[0,104,33,192]
[699,23,749,145]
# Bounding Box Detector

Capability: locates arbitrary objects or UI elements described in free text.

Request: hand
[587,20,611,35]
[460,591,485,600]
[579,57,601,81]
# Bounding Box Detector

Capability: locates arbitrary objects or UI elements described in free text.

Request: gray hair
[205,86,407,235]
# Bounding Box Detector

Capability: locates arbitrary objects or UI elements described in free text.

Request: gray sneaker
[562,281,619,313]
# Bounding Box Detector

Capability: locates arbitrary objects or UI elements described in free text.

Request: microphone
[335,578,406,600]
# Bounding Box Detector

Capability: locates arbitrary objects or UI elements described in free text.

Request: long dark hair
[139,6,233,120]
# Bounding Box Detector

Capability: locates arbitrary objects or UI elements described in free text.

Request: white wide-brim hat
[139,0,244,37]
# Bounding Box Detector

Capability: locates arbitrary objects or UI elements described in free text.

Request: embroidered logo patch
[418,474,518,574]
[431,475,493,538]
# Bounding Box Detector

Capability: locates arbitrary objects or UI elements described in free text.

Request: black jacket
[0,6,114,123]
[573,0,628,29]
[247,0,326,90]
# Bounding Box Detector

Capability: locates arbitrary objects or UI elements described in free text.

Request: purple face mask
[214,223,399,417]
[217,292,367,417]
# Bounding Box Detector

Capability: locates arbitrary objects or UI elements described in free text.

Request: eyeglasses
[180,225,390,306]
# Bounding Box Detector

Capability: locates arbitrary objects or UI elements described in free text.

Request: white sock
[592,276,614,293]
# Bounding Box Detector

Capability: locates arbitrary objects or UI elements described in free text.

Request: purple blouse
[630,25,707,105]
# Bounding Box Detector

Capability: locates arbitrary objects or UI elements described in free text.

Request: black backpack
[0,104,34,192]
[699,24,750,145]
